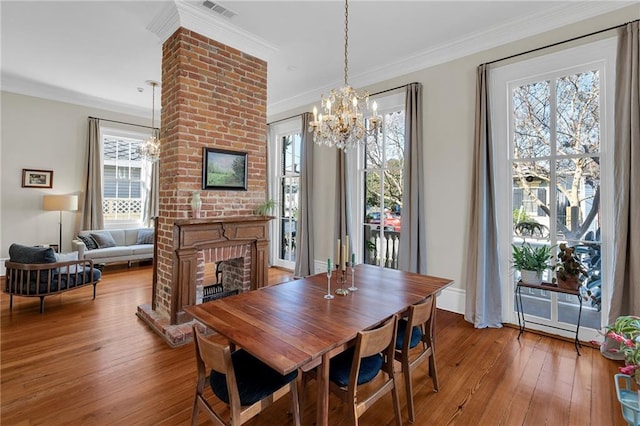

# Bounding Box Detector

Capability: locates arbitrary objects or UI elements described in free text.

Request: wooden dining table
[184,263,454,426]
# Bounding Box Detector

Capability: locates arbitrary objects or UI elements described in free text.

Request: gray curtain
[464,64,503,328]
[610,21,640,322]
[80,117,104,231]
[398,83,426,273]
[334,149,351,267]
[294,113,315,277]
[142,129,160,227]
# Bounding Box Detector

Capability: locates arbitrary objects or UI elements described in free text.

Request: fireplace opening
[196,259,244,304]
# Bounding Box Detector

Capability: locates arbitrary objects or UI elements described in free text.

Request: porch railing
[363,227,400,269]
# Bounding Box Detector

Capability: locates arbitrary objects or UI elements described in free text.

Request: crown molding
[268,1,635,116]
[148,0,278,61]
[146,1,181,43]
[1,72,150,118]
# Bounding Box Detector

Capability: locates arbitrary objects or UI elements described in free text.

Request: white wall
[0,92,151,259]
[268,5,638,314]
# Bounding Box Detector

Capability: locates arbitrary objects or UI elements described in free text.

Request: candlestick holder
[324,267,335,299]
[348,262,358,292]
[335,263,350,296]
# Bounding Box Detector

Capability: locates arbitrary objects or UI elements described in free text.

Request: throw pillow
[77,234,99,250]
[9,243,57,264]
[90,232,117,248]
[55,251,79,273]
[136,229,154,245]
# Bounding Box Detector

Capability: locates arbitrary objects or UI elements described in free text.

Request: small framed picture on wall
[22,169,53,188]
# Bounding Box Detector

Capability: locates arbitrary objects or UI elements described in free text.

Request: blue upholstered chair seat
[329,347,383,387]
[396,318,422,349]
[210,349,298,406]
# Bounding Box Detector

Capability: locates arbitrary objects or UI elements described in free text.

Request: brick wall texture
[154,28,268,318]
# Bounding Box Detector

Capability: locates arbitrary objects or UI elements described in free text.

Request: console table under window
[515,281,583,355]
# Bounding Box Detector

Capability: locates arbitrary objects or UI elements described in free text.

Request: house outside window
[101,128,150,228]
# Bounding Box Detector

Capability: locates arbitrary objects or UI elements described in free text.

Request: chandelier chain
[344,0,349,86]
[308,0,380,150]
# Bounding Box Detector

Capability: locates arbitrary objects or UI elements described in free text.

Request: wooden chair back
[341,315,402,426]
[395,295,439,423]
[192,325,300,426]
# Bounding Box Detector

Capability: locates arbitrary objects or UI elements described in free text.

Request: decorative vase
[557,275,579,290]
[520,270,542,285]
[190,191,202,219]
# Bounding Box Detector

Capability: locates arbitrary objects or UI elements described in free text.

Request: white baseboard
[436,286,466,315]
[0,258,6,276]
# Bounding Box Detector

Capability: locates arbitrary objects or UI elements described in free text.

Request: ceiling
[1,1,635,119]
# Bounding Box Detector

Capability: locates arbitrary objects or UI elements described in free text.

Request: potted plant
[552,243,588,290]
[606,316,640,406]
[512,242,551,285]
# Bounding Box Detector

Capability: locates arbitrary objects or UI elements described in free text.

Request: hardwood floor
[1,265,626,425]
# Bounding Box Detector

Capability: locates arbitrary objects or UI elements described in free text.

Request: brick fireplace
[136,26,269,346]
[170,217,270,325]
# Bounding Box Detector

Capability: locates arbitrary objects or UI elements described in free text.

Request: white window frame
[267,117,302,270]
[100,126,151,229]
[491,37,616,343]
[349,91,405,266]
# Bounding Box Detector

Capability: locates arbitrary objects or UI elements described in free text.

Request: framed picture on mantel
[202,147,247,190]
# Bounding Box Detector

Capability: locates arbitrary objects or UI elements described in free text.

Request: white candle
[345,236,349,265]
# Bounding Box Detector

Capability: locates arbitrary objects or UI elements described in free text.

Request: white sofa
[72,228,154,266]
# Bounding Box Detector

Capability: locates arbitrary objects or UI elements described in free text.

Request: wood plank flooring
[1,265,626,425]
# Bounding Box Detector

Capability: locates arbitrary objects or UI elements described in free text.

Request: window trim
[100,126,151,229]
[490,37,616,341]
[351,91,405,267]
[267,117,302,270]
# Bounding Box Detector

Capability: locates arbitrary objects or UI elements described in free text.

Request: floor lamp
[43,195,78,253]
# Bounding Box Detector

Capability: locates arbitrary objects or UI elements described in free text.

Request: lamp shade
[43,195,78,211]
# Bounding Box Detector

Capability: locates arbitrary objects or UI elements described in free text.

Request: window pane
[555,157,600,242]
[283,135,294,174]
[556,70,600,155]
[513,81,551,158]
[512,160,551,239]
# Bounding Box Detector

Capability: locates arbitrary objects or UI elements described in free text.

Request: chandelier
[138,80,160,162]
[309,0,380,150]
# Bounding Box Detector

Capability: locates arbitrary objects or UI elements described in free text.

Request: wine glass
[348,261,358,292]
[325,267,335,299]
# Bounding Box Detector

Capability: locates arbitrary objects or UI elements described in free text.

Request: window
[268,118,301,270]
[492,38,616,342]
[101,128,150,227]
[358,92,405,269]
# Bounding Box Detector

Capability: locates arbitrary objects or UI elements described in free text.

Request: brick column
[154,28,268,321]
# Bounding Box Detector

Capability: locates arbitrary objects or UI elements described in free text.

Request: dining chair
[191,325,301,426]
[394,295,439,423]
[304,315,402,425]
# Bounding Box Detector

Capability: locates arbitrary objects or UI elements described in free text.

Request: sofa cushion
[90,232,117,248]
[77,234,99,250]
[136,229,154,245]
[55,251,79,273]
[9,244,57,264]
[83,246,133,260]
[130,245,154,256]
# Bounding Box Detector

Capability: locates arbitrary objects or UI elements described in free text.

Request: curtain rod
[484,19,638,66]
[267,82,417,126]
[88,116,158,131]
